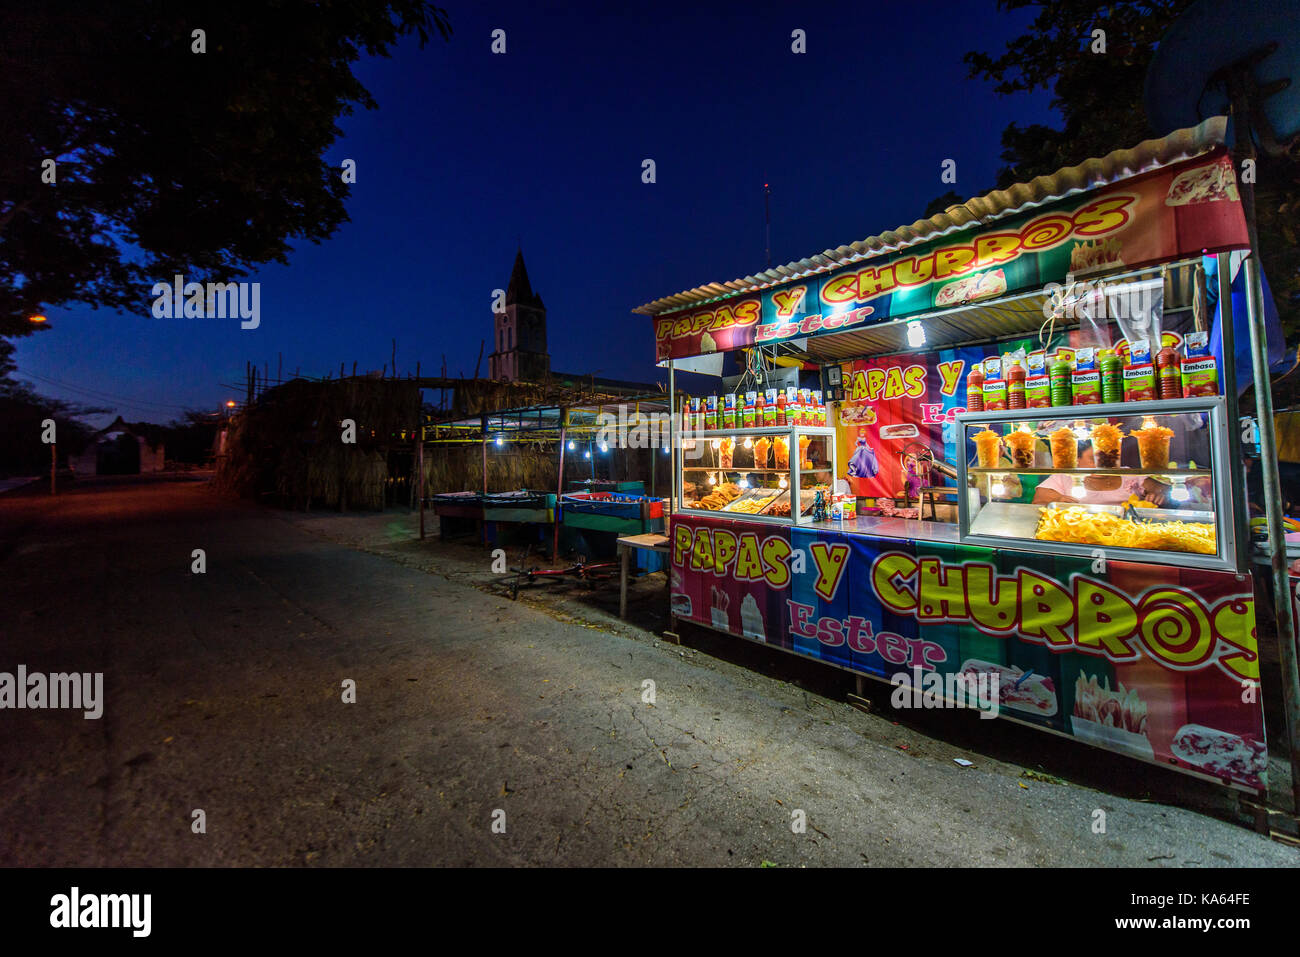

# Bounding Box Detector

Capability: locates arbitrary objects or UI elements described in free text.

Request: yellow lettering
[937,360,964,397]
[966,565,1018,632]
[872,553,917,613]
[917,558,967,621]
[761,537,792,589]
[1018,569,1073,646]
[734,533,765,581]
[1074,579,1140,659]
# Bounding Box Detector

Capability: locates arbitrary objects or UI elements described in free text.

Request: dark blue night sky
[17,1,1053,424]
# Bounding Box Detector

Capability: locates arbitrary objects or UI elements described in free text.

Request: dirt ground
[1,474,1297,866]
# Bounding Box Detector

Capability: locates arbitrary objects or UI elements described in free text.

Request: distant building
[70,416,165,476]
[489,249,550,382]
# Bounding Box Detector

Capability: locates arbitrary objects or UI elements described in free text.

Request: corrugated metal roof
[633,117,1229,316]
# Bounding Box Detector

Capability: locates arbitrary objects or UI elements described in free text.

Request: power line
[15,371,211,413]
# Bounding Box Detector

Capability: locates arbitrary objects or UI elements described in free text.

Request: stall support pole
[554,410,567,562]
[1217,253,1248,573]
[1230,91,1300,814]
[417,427,425,540]
[481,415,488,547]
[668,360,676,513]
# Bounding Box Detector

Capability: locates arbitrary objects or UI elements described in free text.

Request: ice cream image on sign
[740,593,765,641]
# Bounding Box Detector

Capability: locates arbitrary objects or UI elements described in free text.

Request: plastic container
[1025,351,1050,408]
[1072,347,1101,405]
[1182,331,1220,397]
[1049,355,1073,407]
[1124,340,1157,402]
[1100,349,1123,404]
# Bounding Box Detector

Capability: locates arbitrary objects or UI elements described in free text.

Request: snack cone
[1134,424,1174,470]
[973,429,1002,468]
[1050,427,1077,470]
[1006,430,1036,469]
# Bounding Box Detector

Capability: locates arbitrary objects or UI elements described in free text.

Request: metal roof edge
[632,117,1229,316]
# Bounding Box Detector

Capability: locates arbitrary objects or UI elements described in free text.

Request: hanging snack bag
[1124,339,1157,402]
[1072,347,1101,405]
[1181,331,1220,397]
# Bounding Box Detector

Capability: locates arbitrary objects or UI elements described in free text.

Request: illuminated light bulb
[1171,479,1190,502]
[1141,416,1157,430]
[707,473,717,485]
[778,476,788,489]
[739,476,750,489]
[495,435,503,446]
[567,440,574,450]
[743,437,753,449]
[584,450,591,459]
[907,320,926,348]
[711,439,721,450]
[1072,422,1089,441]
[600,442,608,452]
[662,444,669,455]
[991,475,1006,497]
[1071,477,1086,499]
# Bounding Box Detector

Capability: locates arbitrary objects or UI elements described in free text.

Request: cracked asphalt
[1,475,1297,866]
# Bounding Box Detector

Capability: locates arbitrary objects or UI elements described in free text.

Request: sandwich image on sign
[934,268,1006,307]
[1164,159,1240,206]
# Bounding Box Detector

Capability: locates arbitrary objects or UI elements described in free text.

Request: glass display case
[676,426,837,525]
[955,397,1236,571]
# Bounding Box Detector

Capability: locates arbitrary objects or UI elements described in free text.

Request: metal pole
[50,441,56,495]
[1229,85,1300,812]
[554,410,566,561]
[668,360,676,514]
[1217,252,1249,573]
[417,427,425,540]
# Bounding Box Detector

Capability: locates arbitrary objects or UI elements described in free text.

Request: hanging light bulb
[778,476,788,489]
[662,444,669,455]
[495,435,503,446]
[739,476,750,489]
[584,450,591,459]
[907,320,926,348]
[599,441,608,453]
[707,472,717,485]
[711,438,721,450]
[991,475,1006,497]
[1171,478,1190,502]
[567,440,574,450]
[1072,421,1089,441]
[1071,477,1086,499]
[743,437,753,449]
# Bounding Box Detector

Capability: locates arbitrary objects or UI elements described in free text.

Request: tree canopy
[0,1,452,342]
[962,0,1299,338]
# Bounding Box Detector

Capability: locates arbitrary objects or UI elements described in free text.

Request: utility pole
[764,182,772,269]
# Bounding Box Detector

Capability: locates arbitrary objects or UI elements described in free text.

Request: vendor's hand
[1141,479,1169,507]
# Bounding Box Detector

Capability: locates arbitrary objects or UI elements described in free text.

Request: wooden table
[616,532,670,619]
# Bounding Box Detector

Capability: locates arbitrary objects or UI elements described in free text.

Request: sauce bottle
[1007,358,1027,410]
[966,365,985,412]
[1157,345,1184,400]
[776,391,787,426]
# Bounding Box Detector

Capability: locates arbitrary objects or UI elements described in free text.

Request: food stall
[639,117,1292,796]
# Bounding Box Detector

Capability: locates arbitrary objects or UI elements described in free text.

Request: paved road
[1,476,1296,866]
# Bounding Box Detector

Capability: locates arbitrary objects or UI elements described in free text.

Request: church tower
[489,249,550,382]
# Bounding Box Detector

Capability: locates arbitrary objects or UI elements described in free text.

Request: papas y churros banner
[652,152,1248,361]
[670,513,1267,791]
